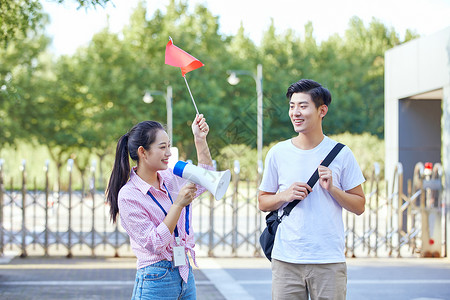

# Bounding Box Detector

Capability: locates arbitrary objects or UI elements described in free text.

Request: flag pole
[183,76,199,115]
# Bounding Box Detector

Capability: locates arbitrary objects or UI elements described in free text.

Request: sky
[42,0,450,56]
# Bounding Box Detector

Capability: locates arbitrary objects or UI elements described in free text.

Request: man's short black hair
[286,79,332,108]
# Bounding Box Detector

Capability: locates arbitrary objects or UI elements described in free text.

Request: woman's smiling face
[140,129,172,172]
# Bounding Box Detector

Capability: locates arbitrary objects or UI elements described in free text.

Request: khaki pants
[272,259,347,300]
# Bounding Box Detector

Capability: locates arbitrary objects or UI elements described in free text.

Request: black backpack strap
[281,142,345,218]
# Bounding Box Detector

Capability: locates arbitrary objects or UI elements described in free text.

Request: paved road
[1,253,449,300]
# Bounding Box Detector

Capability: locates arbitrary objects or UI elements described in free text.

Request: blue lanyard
[146,183,190,237]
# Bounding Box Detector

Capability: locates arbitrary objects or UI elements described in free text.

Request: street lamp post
[227,64,263,181]
[143,85,173,143]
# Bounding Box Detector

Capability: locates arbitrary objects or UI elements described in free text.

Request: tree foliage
[0,0,111,46]
[2,0,420,179]
[0,0,43,46]
[55,0,110,8]
[0,4,49,145]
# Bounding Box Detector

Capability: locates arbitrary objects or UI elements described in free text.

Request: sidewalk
[1,253,450,300]
[0,253,241,300]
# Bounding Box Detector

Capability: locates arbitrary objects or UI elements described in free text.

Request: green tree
[4,0,422,175]
[0,0,110,46]
[0,10,49,146]
[257,16,419,143]
[71,28,148,186]
[0,0,43,46]
[121,0,237,161]
[27,55,84,190]
[258,21,320,143]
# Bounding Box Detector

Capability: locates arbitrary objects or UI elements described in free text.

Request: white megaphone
[173,161,231,200]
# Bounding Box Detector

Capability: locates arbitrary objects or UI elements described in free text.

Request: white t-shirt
[259,136,365,264]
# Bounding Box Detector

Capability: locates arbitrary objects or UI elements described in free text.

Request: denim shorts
[131,260,196,300]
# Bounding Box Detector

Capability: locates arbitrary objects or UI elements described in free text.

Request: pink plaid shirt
[118,164,213,282]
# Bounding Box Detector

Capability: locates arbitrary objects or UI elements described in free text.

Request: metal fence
[0,159,446,258]
[344,162,446,258]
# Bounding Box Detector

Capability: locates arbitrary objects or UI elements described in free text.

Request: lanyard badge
[173,237,186,266]
[147,185,187,267]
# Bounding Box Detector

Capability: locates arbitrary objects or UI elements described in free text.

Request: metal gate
[344,162,446,258]
[0,159,446,258]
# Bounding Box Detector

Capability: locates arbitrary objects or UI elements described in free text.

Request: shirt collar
[130,167,166,195]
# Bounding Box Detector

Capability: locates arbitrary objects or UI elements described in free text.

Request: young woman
[106,114,213,300]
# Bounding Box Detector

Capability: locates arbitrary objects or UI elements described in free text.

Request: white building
[385,26,450,255]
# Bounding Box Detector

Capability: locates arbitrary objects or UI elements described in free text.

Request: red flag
[165,39,204,77]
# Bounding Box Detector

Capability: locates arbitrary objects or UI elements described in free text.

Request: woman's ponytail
[106,133,130,223]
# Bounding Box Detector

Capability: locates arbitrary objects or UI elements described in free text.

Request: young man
[258,79,365,300]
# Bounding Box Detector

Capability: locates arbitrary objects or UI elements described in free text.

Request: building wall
[385,26,450,179]
[385,26,450,255]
